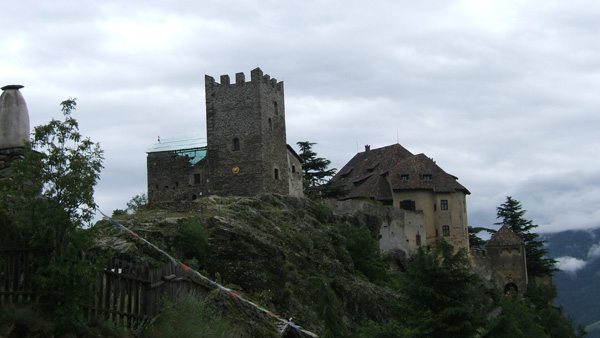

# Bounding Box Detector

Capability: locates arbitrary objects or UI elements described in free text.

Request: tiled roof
[329,144,469,200]
[486,225,524,247]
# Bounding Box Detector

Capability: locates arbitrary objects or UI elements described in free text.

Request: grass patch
[144,291,239,338]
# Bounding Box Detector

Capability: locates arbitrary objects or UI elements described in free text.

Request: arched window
[504,283,518,294]
[233,138,240,151]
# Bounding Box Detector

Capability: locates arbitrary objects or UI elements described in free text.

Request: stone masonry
[147,68,303,205]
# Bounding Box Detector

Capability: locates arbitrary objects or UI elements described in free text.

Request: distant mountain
[541,227,600,335]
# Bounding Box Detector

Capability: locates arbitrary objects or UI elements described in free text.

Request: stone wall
[205,68,290,197]
[471,245,528,294]
[147,152,209,204]
[325,199,426,269]
[0,147,25,178]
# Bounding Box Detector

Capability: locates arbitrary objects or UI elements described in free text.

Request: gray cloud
[2,0,600,231]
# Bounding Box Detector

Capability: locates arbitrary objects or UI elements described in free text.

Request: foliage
[296,141,337,190]
[483,292,547,338]
[483,282,582,338]
[0,99,104,335]
[468,225,495,248]
[495,196,557,277]
[336,222,390,284]
[0,304,52,337]
[176,219,209,268]
[399,240,489,338]
[307,277,347,338]
[112,208,127,217]
[127,193,147,213]
[144,292,239,338]
[525,283,584,337]
[358,320,413,338]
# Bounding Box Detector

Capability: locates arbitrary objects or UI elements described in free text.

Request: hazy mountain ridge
[540,227,600,335]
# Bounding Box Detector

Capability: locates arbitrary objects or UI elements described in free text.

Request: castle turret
[0,85,30,149]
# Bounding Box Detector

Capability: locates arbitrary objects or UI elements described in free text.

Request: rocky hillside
[92,194,581,337]
[94,194,403,336]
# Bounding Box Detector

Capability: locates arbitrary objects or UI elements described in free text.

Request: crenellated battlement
[205,67,283,91]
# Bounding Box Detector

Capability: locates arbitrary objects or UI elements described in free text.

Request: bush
[144,292,238,337]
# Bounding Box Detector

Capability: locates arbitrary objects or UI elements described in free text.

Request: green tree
[336,223,390,284]
[296,141,337,189]
[495,196,556,277]
[0,98,104,334]
[127,193,147,213]
[468,225,495,248]
[483,292,546,338]
[400,240,489,338]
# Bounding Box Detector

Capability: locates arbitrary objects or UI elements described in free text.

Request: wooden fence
[0,246,36,305]
[0,249,212,328]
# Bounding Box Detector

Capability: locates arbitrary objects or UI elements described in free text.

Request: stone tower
[204,68,291,196]
[0,85,30,177]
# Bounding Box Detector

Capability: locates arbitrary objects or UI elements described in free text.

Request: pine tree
[296,141,336,187]
[400,240,489,337]
[495,196,556,277]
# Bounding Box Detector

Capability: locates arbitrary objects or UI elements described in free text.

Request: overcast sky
[2,0,599,233]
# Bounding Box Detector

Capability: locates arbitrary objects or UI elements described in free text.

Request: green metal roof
[147,134,207,165]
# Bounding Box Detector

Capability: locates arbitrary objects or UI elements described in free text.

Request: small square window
[401,174,409,181]
[441,200,448,210]
[423,174,432,181]
[442,225,450,236]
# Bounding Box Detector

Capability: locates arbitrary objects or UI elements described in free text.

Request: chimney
[365,144,370,152]
[0,85,30,149]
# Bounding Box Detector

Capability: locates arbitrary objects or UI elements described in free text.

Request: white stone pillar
[0,85,30,149]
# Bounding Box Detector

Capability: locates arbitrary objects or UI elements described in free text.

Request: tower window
[292,165,296,173]
[441,200,448,210]
[274,168,279,180]
[233,138,240,151]
[194,173,201,184]
[268,118,273,131]
[442,225,450,236]
[416,234,421,246]
[273,101,278,114]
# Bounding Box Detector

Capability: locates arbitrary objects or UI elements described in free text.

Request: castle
[146,68,303,206]
[146,67,530,293]
[328,144,471,251]
[0,71,528,295]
